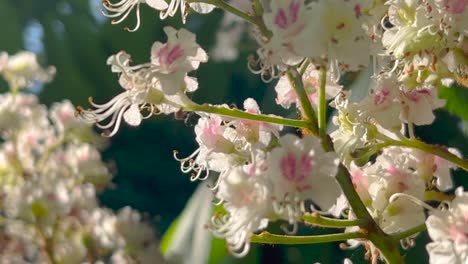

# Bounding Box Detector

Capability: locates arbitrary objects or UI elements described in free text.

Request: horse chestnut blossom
[0,51,55,90]
[41,0,468,262]
[266,134,341,227]
[212,165,271,257]
[426,187,468,264]
[77,27,205,136]
[102,0,215,31]
[150,27,208,95]
[0,53,162,263]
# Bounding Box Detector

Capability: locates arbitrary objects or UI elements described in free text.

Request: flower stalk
[251,231,366,245]
[287,69,319,134]
[303,213,368,228]
[183,103,312,129]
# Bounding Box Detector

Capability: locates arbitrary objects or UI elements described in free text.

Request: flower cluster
[77,26,207,137]
[0,51,55,90]
[77,0,468,263]
[0,51,161,263]
[174,104,342,256]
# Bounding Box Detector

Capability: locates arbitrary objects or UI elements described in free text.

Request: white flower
[365,147,426,233]
[426,187,468,264]
[0,51,55,90]
[428,0,468,47]
[407,148,461,191]
[231,98,283,150]
[330,92,379,164]
[262,0,311,65]
[0,93,49,135]
[383,3,442,59]
[64,144,112,190]
[102,0,168,32]
[174,114,247,183]
[296,0,370,70]
[212,165,271,257]
[150,27,208,95]
[77,49,197,136]
[102,0,215,31]
[399,87,445,125]
[265,134,341,226]
[357,75,402,130]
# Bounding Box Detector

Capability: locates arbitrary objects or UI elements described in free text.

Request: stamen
[101,0,142,31]
[389,193,437,212]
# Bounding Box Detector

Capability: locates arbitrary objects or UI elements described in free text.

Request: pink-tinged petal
[274,8,289,29]
[146,0,168,10]
[289,0,300,24]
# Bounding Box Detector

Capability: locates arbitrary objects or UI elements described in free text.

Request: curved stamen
[102,0,143,31]
[389,193,437,212]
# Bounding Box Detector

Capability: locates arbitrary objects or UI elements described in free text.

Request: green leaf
[439,84,468,121]
[208,238,229,264]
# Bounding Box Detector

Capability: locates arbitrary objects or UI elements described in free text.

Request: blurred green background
[0,0,466,263]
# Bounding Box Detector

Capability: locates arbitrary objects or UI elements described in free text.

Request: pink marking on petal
[354,4,362,18]
[78,152,90,162]
[26,134,37,144]
[158,44,185,68]
[280,152,314,192]
[289,0,300,24]
[299,154,314,181]
[274,8,289,29]
[166,45,185,65]
[405,89,432,102]
[444,0,468,14]
[387,165,399,175]
[157,45,169,65]
[281,152,297,181]
[448,225,468,244]
[203,119,220,137]
[59,110,73,121]
[387,165,409,191]
[374,87,391,105]
[351,169,367,188]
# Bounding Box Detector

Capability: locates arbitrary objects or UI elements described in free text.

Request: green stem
[183,103,312,129]
[251,0,263,16]
[392,224,427,241]
[251,231,366,245]
[318,67,327,139]
[385,138,468,171]
[303,213,368,228]
[298,59,311,76]
[335,165,404,263]
[286,70,319,134]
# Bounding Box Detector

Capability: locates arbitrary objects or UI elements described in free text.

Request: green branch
[286,70,319,134]
[183,103,312,129]
[318,67,327,139]
[303,213,367,228]
[392,224,427,241]
[335,165,404,263]
[251,231,366,245]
